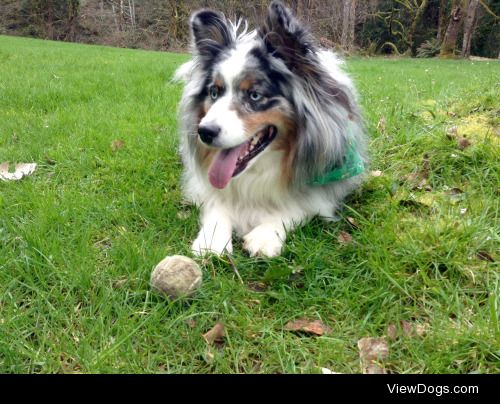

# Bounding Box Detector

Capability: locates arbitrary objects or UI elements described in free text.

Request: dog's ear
[259,1,315,72]
[190,10,232,66]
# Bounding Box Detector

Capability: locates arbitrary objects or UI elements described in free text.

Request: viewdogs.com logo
[387,384,479,397]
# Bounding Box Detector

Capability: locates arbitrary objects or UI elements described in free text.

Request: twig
[226,253,244,284]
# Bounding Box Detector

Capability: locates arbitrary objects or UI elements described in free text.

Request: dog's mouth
[208,125,277,189]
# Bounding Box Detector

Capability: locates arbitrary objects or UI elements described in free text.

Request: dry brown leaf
[358,337,389,362]
[247,281,267,293]
[346,217,359,229]
[446,126,458,139]
[284,319,332,336]
[186,319,196,329]
[457,137,471,150]
[202,323,225,345]
[386,324,397,341]
[358,336,389,374]
[0,162,37,181]
[400,320,415,337]
[477,250,495,263]
[364,364,386,374]
[415,323,430,337]
[337,231,353,245]
[111,139,125,152]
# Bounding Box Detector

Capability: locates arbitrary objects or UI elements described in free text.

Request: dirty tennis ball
[150,255,202,300]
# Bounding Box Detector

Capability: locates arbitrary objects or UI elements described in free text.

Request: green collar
[310,143,365,185]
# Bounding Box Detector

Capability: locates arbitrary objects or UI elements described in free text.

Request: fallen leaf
[386,324,397,341]
[477,250,494,263]
[337,231,353,245]
[358,337,389,363]
[364,364,386,374]
[111,139,125,152]
[446,126,458,139]
[346,217,359,229]
[204,349,215,363]
[0,162,37,181]
[457,137,471,150]
[415,323,430,337]
[400,320,415,337]
[247,281,267,293]
[358,337,389,374]
[202,323,225,345]
[284,319,332,336]
[371,170,383,177]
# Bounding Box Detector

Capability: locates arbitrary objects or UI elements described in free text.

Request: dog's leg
[192,206,232,256]
[243,222,287,258]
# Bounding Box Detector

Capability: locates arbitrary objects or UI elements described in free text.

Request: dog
[174,1,367,257]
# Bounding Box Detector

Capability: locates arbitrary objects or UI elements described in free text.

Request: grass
[0,35,499,374]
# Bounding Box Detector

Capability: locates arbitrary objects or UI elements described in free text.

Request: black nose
[198,124,220,144]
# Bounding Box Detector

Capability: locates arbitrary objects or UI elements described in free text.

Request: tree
[461,0,480,57]
[341,0,356,52]
[407,0,430,55]
[437,0,448,42]
[440,0,465,57]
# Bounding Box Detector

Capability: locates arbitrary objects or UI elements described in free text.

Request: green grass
[0,35,499,374]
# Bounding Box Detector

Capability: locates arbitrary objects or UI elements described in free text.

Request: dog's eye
[209,86,219,101]
[249,90,262,102]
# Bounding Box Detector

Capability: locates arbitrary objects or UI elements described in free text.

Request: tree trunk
[461,0,479,57]
[67,0,79,42]
[408,0,430,56]
[437,0,448,43]
[46,0,54,40]
[119,0,124,31]
[440,0,464,57]
[341,0,356,52]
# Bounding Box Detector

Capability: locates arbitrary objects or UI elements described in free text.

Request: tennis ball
[150,255,202,300]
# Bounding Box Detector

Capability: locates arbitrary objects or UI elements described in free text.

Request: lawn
[0,35,498,374]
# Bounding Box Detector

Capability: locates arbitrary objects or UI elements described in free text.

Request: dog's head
[184,1,359,189]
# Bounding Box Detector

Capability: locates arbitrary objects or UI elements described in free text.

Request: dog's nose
[198,124,221,144]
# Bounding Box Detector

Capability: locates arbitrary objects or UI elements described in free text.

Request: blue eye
[210,86,219,100]
[249,91,262,102]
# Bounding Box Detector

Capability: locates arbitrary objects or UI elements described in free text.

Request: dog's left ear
[190,10,233,67]
[258,1,315,72]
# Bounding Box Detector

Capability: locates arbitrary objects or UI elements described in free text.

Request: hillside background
[0,0,499,58]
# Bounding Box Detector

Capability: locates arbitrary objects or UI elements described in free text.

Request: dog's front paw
[191,232,232,257]
[243,225,284,257]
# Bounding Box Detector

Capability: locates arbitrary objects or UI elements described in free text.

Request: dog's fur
[174,1,368,257]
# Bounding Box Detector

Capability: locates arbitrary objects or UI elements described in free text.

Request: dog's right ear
[259,1,315,73]
[190,10,232,66]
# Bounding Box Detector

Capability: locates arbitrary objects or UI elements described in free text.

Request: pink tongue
[208,144,246,189]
